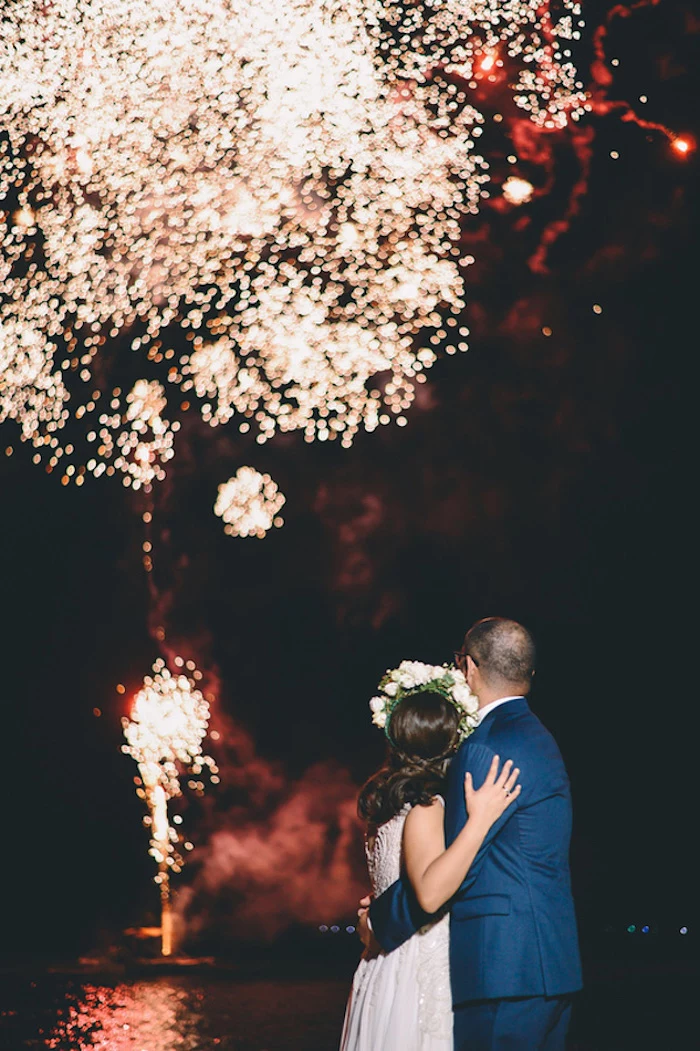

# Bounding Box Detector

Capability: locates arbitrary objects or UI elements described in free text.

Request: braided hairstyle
[358,690,461,829]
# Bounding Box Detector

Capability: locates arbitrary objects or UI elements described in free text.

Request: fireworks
[112,379,177,488]
[671,137,692,157]
[0,0,588,490]
[121,657,217,953]
[214,467,285,538]
[502,176,535,206]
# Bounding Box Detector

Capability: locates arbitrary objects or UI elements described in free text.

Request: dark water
[0,975,349,1051]
[0,963,696,1050]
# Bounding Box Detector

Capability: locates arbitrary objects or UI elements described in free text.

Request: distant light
[672,137,692,156]
[346,925,356,934]
[680,926,688,935]
[592,304,603,314]
[318,925,328,933]
[12,206,35,228]
[480,54,496,72]
[93,707,102,717]
[639,95,648,103]
[542,326,553,337]
[627,924,636,933]
[330,925,340,933]
[502,176,534,206]
[641,925,650,934]
[610,151,619,159]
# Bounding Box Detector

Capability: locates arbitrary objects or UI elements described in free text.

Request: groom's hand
[357,895,382,956]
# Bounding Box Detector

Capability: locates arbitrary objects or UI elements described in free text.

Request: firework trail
[121,657,217,953]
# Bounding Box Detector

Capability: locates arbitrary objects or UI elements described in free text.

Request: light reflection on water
[1,964,694,1051]
[23,976,349,1051]
[48,981,204,1050]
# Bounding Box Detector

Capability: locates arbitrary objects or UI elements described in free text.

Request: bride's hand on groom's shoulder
[464,754,521,830]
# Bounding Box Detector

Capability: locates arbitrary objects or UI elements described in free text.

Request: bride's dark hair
[358,691,461,828]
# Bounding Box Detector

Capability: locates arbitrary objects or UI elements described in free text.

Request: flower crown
[369,660,480,744]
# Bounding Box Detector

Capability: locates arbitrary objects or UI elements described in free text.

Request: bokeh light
[671,136,692,157]
[214,467,285,538]
[1,0,588,492]
[502,176,535,206]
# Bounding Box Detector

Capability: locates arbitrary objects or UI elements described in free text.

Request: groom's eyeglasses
[454,650,479,667]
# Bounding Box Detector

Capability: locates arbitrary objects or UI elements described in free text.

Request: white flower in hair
[453,683,479,714]
[369,659,480,742]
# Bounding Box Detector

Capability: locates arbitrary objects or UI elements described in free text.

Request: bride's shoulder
[403,795,445,829]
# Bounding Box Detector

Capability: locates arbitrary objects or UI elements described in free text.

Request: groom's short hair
[465,617,536,689]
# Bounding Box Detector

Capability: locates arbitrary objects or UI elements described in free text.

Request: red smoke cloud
[175,759,365,942]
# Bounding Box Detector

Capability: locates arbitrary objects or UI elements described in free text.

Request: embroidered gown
[339,799,453,1051]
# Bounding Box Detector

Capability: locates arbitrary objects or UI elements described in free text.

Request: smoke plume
[175,758,365,942]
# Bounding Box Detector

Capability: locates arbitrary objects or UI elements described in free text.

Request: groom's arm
[446,742,520,893]
[370,744,520,951]
[368,872,435,953]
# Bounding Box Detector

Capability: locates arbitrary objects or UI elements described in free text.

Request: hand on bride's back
[464,754,521,828]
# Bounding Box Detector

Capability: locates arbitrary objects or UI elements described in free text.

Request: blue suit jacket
[369,698,582,1004]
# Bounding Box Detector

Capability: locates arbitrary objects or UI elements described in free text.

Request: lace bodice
[365,795,448,897]
[365,804,412,897]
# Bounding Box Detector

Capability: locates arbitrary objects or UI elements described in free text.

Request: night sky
[2,1,696,959]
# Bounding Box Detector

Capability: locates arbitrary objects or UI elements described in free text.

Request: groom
[359,617,582,1050]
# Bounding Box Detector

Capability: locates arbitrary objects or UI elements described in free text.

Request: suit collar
[477,694,525,723]
[476,695,530,728]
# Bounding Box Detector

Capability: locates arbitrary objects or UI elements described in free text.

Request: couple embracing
[340,617,582,1051]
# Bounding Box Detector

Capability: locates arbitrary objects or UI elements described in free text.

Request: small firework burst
[214,467,285,538]
[502,176,535,205]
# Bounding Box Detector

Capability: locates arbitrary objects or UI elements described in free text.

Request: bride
[340,662,520,1051]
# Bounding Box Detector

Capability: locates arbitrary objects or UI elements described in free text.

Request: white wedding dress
[340,799,453,1051]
